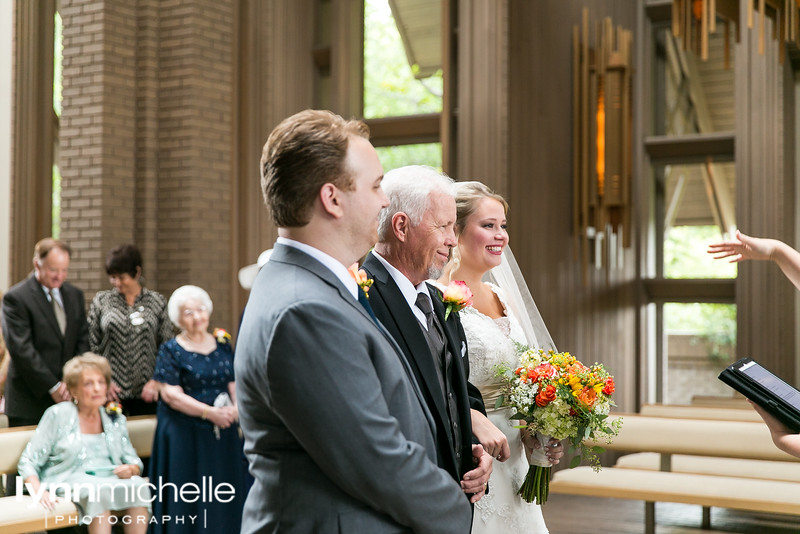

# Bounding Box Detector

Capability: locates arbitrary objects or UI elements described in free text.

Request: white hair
[167,285,213,327]
[377,165,455,241]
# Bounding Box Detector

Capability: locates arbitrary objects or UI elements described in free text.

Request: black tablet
[718,357,800,432]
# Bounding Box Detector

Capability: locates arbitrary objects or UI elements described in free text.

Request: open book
[718,358,800,432]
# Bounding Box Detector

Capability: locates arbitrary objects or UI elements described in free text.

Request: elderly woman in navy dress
[148,285,248,533]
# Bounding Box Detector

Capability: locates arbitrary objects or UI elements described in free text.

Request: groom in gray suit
[235,109,472,533]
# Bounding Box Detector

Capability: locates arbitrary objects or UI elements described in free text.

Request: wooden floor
[542,494,800,533]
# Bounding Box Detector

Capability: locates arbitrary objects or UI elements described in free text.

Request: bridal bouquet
[495,346,622,504]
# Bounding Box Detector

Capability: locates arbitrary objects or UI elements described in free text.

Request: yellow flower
[214,328,232,344]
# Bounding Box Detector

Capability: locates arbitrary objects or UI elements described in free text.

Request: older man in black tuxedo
[361,166,499,509]
[1,238,90,427]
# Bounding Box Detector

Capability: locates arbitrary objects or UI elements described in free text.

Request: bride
[438,181,561,533]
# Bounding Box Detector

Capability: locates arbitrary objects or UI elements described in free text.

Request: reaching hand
[707,231,778,263]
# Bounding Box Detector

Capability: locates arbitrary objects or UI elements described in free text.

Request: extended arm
[708,231,800,291]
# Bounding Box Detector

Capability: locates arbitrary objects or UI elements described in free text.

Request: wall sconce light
[572,9,633,285]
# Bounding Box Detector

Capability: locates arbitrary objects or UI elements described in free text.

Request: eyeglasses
[182,306,209,317]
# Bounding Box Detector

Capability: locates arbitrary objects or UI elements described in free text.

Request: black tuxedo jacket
[1,274,90,420]
[362,254,486,483]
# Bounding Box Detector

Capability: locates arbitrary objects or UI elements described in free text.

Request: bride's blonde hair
[443,181,509,281]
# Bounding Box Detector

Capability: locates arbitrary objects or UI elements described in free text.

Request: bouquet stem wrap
[520,432,551,504]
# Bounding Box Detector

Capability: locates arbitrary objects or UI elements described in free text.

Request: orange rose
[527,369,539,382]
[536,384,557,407]
[577,386,597,408]
[602,377,615,395]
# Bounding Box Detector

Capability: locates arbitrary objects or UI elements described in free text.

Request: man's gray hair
[377,165,455,241]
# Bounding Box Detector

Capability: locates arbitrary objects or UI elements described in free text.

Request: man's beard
[426,264,444,280]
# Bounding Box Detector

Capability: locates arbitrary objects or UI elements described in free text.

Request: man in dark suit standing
[362,165,504,505]
[1,238,90,427]
[235,110,473,533]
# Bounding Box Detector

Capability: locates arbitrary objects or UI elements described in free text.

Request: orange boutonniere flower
[348,263,373,297]
[213,328,232,344]
[441,280,473,320]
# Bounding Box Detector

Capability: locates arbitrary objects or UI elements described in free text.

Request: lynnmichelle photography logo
[17,476,235,528]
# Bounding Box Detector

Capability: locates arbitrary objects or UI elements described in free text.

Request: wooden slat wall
[233,0,315,326]
[10,0,55,284]
[504,0,639,412]
[457,0,509,193]
[734,8,797,382]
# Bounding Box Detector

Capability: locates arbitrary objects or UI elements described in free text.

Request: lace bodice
[461,283,528,389]
[461,283,550,534]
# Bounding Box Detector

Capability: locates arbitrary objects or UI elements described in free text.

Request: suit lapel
[428,284,467,376]
[362,257,453,449]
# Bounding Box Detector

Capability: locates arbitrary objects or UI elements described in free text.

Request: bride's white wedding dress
[462,283,549,534]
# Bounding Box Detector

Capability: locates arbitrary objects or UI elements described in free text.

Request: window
[363,0,444,171]
[645,11,737,404]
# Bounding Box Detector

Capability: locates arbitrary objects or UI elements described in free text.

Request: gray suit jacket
[235,244,472,534]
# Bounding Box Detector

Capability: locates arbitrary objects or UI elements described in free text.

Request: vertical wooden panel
[10,0,55,283]
[233,0,315,328]
[735,6,797,382]
[506,0,638,413]
[457,0,509,193]
[330,0,364,117]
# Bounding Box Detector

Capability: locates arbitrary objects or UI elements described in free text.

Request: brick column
[58,0,236,328]
[59,0,138,297]
[156,0,234,326]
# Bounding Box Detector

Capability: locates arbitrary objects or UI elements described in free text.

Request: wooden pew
[548,413,800,534]
[638,402,762,422]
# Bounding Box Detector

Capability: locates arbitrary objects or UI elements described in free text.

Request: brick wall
[155,0,234,327]
[60,0,138,291]
[58,0,235,329]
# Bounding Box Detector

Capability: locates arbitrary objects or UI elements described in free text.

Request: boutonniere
[442,280,473,320]
[348,263,373,297]
[105,401,123,419]
[214,328,232,344]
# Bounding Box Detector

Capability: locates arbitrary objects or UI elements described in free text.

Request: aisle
[542,493,799,533]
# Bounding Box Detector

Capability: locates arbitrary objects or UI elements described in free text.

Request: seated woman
[17,353,150,534]
[149,285,249,534]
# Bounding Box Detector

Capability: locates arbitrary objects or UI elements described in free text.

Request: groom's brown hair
[260,109,370,228]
